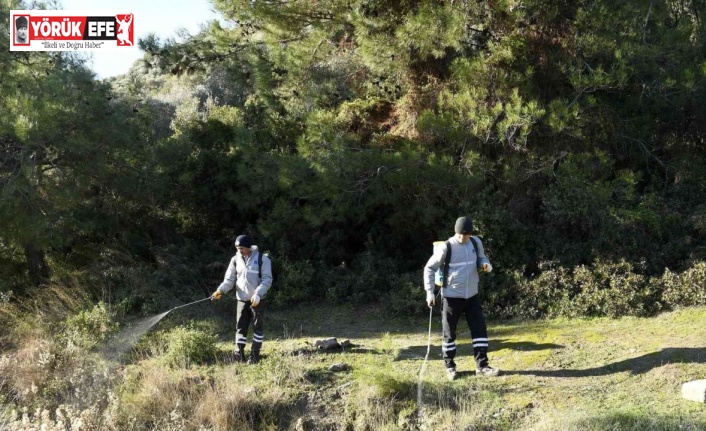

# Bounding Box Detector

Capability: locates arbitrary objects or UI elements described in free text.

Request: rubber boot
[247,350,261,364]
[233,348,246,363]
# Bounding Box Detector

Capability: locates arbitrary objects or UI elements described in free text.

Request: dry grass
[0,285,88,344]
[192,371,295,431]
[114,349,310,430]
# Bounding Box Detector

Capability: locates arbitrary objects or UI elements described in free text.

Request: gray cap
[454,217,473,234]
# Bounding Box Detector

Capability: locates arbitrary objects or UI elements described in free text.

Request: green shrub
[320,263,356,303]
[570,261,660,318]
[63,302,118,351]
[661,262,706,308]
[489,260,664,319]
[270,259,316,307]
[320,249,402,306]
[387,272,429,317]
[491,264,574,319]
[161,325,218,368]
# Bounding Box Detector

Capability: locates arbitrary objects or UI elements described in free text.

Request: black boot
[247,351,261,364]
[233,348,246,363]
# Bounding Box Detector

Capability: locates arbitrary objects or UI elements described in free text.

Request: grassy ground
[144,302,706,430]
[3,301,706,430]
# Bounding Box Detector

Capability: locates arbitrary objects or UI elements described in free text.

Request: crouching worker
[212,235,272,364]
[423,217,499,381]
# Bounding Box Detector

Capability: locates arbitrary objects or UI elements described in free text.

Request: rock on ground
[315,337,340,350]
[329,363,351,372]
[682,380,706,403]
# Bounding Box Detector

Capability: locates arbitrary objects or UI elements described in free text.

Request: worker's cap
[454,217,473,235]
[234,235,251,249]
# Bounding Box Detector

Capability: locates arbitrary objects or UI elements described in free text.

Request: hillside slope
[3,304,706,430]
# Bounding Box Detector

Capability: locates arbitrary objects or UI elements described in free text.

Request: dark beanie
[234,235,251,248]
[454,217,473,234]
[16,16,28,29]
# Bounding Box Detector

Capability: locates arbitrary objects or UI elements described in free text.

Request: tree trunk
[24,244,51,286]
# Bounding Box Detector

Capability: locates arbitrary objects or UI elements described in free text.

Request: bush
[489,260,664,319]
[323,247,403,305]
[270,259,316,307]
[63,302,118,351]
[489,264,573,319]
[161,326,218,368]
[570,261,660,318]
[322,263,358,304]
[660,262,706,308]
[387,272,429,317]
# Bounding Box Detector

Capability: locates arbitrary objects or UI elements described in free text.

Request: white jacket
[216,246,272,301]
[424,236,490,299]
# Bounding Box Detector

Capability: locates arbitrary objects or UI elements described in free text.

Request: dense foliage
[2,0,706,319]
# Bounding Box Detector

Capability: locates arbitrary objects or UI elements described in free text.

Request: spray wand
[167,296,214,313]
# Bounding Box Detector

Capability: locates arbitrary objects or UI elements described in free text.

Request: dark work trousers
[235,300,265,355]
[441,295,489,370]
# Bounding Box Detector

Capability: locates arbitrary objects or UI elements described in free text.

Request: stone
[314,337,340,350]
[682,380,706,403]
[329,363,350,372]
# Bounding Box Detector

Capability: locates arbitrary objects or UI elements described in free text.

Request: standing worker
[212,235,272,364]
[423,217,499,380]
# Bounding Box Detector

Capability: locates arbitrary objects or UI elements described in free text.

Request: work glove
[251,294,261,307]
[426,291,435,307]
[211,290,222,300]
[481,263,493,273]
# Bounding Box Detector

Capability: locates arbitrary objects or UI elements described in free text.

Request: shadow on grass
[561,411,706,431]
[341,347,381,355]
[216,349,271,365]
[504,347,706,377]
[395,338,563,362]
[493,338,564,352]
[455,370,476,379]
[395,345,433,361]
